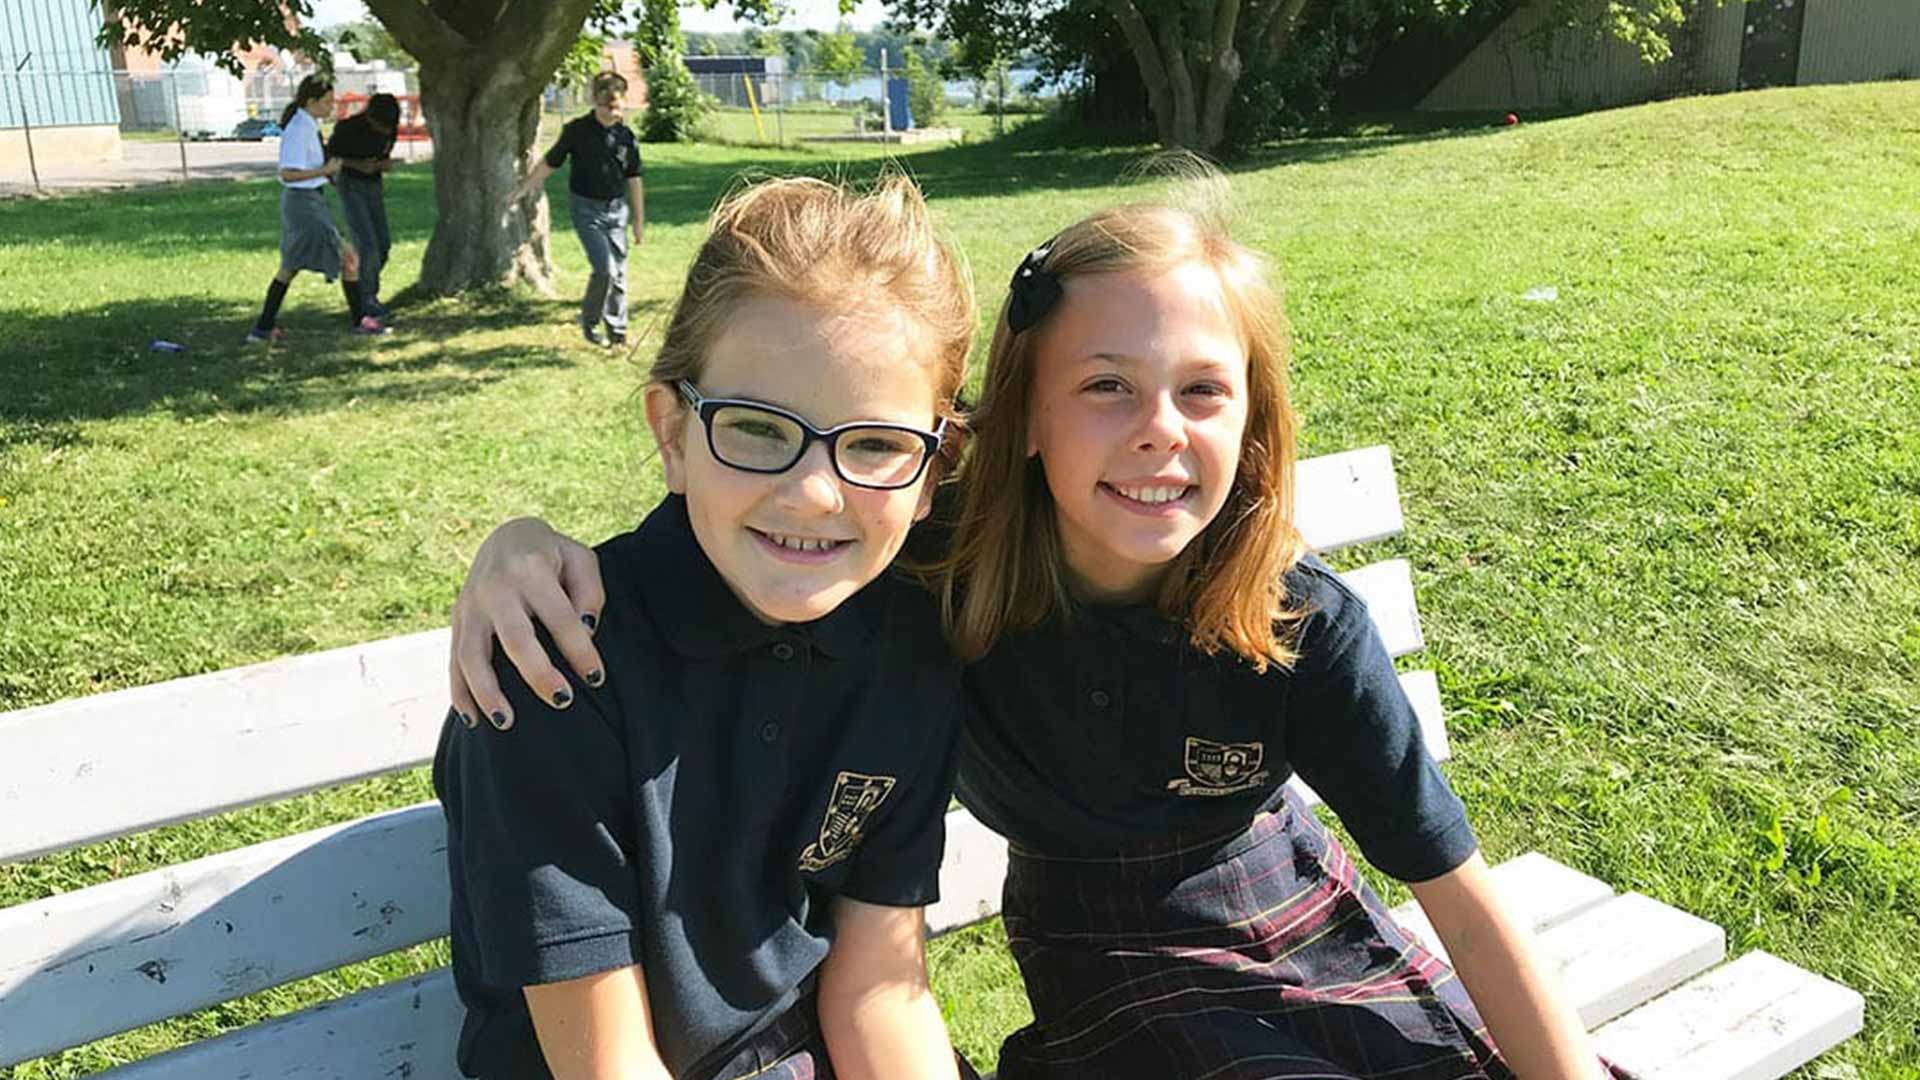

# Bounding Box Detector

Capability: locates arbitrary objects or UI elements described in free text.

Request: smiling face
[644,294,941,625]
[1025,262,1251,604]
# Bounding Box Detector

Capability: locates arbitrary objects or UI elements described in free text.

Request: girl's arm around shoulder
[450,516,607,729]
[1408,852,1609,1080]
[817,898,960,1080]
[525,964,673,1080]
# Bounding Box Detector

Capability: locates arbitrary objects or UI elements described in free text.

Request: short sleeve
[624,140,643,179]
[1284,588,1477,883]
[836,703,963,908]
[277,114,310,172]
[436,649,641,987]
[542,122,573,169]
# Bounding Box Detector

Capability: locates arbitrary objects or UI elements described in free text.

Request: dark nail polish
[552,687,573,707]
[581,613,598,633]
[586,669,605,688]
[460,710,476,729]
[490,710,511,730]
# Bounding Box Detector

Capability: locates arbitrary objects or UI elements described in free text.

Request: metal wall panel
[0,0,119,129]
[1798,0,1920,84]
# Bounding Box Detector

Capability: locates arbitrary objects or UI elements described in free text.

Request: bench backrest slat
[0,630,449,865]
[0,804,446,1067]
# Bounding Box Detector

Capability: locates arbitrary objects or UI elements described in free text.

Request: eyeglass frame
[675,380,947,491]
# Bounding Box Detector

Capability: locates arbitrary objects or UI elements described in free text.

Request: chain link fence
[3,62,1053,194]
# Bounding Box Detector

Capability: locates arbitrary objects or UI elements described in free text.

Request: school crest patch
[798,771,898,872]
[1165,736,1270,797]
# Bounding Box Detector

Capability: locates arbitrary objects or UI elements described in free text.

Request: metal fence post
[169,68,188,181]
[13,56,45,193]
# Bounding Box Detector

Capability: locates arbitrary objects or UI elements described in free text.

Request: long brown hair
[280,75,333,128]
[648,172,975,453]
[943,199,1308,670]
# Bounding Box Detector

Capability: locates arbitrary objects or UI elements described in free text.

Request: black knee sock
[343,279,366,324]
[255,278,290,333]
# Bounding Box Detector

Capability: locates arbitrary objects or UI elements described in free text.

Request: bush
[640,51,711,142]
[903,50,946,127]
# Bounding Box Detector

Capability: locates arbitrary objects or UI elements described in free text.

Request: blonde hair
[648,173,974,452]
[943,198,1307,670]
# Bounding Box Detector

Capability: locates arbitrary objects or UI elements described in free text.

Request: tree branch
[1104,0,1175,145]
[486,0,600,91]
[1264,0,1311,60]
[363,0,466,57]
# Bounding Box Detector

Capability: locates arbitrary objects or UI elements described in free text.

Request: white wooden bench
[0,446,1863,1079]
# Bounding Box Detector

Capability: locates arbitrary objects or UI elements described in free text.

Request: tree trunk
[364,0,596,296]
[1157,14,1200,149]
[1198,0,1245,153]
[415,62,553,294]
[1107,0,1179,146]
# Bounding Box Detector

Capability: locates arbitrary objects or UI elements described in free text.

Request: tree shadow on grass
[1,291,666,448]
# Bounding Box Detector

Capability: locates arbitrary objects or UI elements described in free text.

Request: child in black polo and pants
[435,176,981,1080]
[508,71,644,347]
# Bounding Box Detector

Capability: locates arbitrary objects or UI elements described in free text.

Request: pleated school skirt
[279,186,345,281]
[995,787,1624,1080]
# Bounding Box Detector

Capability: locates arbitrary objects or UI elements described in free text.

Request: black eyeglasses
[676,381,945,491]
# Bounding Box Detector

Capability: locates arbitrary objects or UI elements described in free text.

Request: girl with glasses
[433,174,981,1080]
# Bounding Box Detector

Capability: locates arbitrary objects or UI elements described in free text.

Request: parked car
[231,117,282,141]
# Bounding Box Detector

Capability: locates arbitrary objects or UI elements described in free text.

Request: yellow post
[742,73,767,142]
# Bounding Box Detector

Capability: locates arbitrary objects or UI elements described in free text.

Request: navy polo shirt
[325,113,396,183]
[542,112,643,201]
[434,495,963,1079]
[956,554,1477,883]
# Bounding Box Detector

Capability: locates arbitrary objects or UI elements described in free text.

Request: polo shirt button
[772,642,795,661]
[1089,689,1111,708]
[760,721,781,742]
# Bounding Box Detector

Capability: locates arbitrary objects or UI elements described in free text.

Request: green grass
[4,83,1919,1077]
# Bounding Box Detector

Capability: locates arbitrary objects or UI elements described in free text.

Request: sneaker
[581,322,607,347]
[351,316,391,336]
[244,327,285,345]
[607,330,627,347]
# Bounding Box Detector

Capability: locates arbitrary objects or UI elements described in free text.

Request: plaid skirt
[997,788,1620,1080]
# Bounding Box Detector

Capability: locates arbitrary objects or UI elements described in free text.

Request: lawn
[3,82,1918,1077]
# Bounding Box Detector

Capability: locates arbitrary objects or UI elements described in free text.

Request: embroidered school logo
[798,771,898,872]
[1166,737,1270,797]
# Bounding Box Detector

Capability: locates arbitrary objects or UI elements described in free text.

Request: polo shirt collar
[633,495,873,661]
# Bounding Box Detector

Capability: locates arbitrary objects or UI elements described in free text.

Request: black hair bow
[1006,242,1061,334]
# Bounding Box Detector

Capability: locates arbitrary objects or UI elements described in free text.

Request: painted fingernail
[552,687,572,708]
[581,613,598,633]
[490,710,512,730]
[586,669,604,688]
[460,710,476,729]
